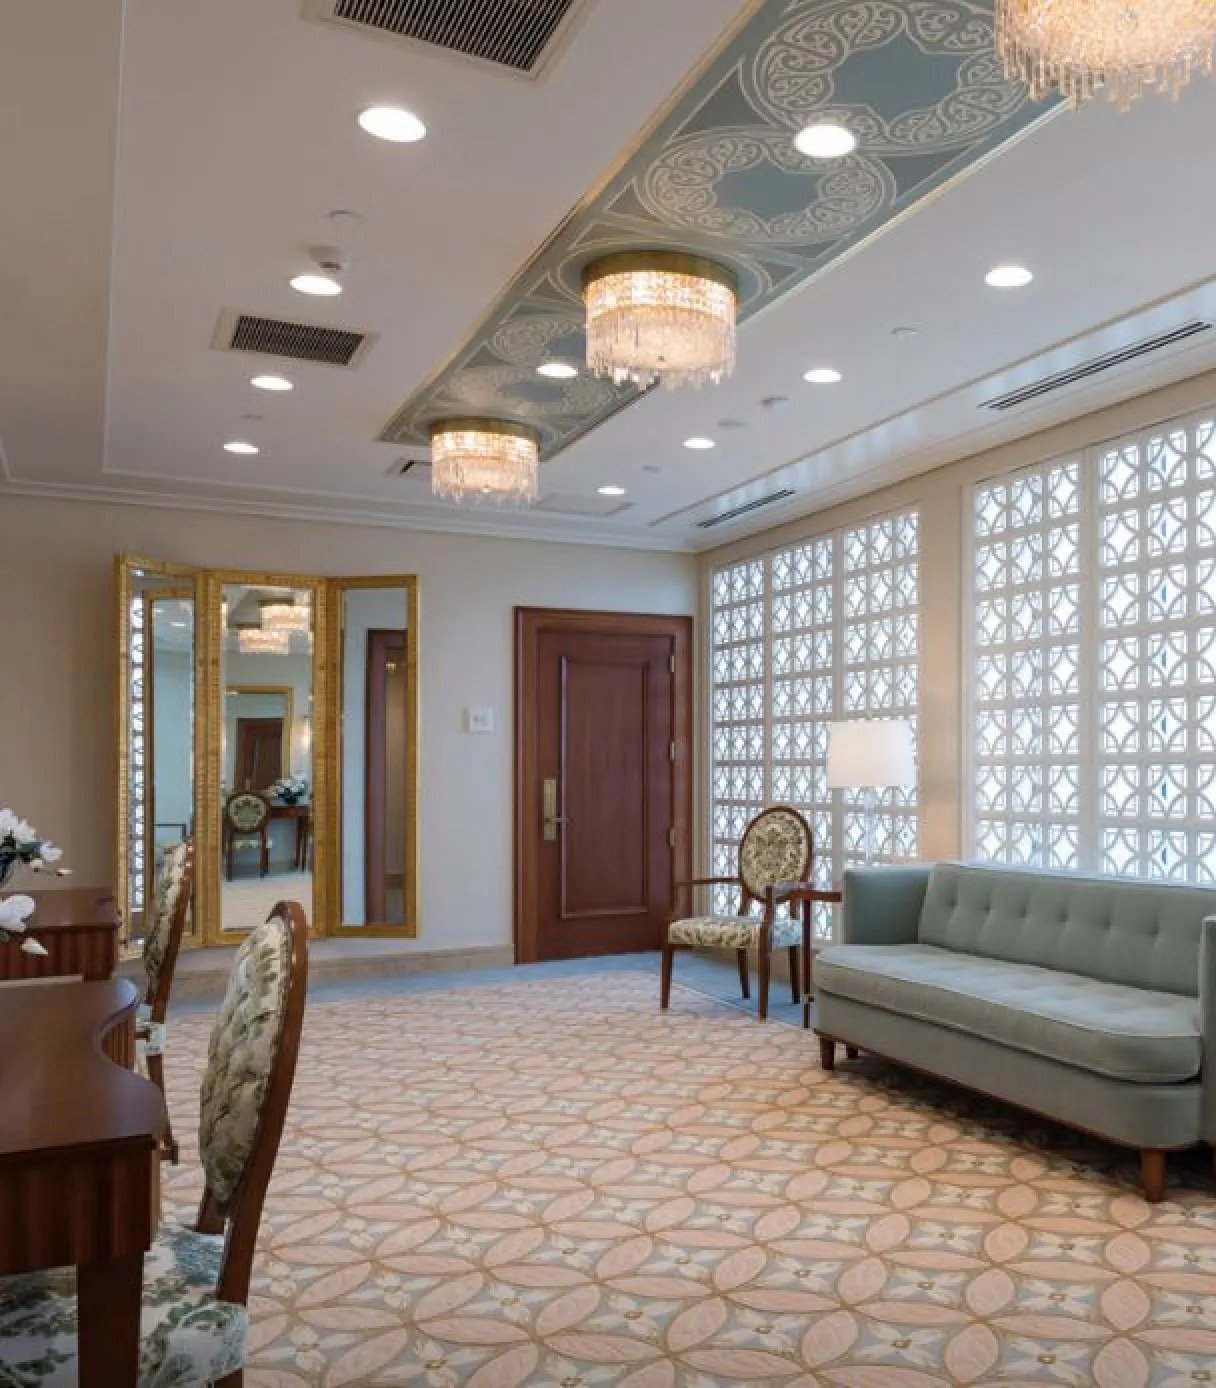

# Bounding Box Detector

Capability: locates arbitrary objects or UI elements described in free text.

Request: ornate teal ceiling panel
[382,0,1056,458]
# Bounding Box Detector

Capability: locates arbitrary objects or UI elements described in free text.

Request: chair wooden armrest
[673,876,741,890]
[795,887,844,905]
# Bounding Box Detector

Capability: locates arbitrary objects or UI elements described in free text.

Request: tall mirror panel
[336,580,417,933]
[117,557,199,945]
[217,583,315,934]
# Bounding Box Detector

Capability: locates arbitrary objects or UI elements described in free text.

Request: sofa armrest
[1202,917,1216,1143]
[841,865,932,946]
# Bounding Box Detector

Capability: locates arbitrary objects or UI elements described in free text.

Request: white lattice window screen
[969,412,1216,885]
[971,461,1083,868]
[1096,419,1216,882]
[128,594,147,914]
[709,559,766,916]
[838,513,921,873]
[708,510,921,935]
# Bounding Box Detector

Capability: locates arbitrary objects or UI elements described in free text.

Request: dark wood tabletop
[0,886,122,982]
[0,977,163,1385]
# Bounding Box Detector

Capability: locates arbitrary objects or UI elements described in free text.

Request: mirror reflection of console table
[0,889,121,981]
[269,802,312,871]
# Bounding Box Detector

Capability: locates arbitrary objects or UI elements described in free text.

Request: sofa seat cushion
[815,944,1201,1084]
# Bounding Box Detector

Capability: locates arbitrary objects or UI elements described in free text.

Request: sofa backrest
[918,862,1216,996]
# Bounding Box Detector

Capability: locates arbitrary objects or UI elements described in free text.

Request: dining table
[0,975,163,1386]
[0,886,122,981]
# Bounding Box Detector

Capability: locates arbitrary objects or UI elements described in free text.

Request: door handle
[541,778,569,841]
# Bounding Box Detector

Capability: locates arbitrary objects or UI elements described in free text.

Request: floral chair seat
[0,1226,247,1388]
[134,1000,166,1059]
[669,914,802,949]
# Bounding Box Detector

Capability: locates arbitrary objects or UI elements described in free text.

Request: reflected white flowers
[0,894,47,955]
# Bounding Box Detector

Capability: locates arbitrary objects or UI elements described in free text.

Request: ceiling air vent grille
[697,488,797,530]
[981,321,1213,412]
[222,313,372,368]
[320,0,583,74]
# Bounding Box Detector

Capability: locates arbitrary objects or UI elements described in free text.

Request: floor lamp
[826,719,916,866]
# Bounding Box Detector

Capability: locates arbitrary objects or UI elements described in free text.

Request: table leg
[802,903,812,1029]
[78,1252,143,1387]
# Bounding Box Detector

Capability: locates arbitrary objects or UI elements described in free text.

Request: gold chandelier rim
[581,251,738,298]
[428,417,540,448]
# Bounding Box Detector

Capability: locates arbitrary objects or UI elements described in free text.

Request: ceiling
[3,0,1216,553]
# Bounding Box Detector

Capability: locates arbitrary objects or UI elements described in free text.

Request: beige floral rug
[162,972,1216,1387]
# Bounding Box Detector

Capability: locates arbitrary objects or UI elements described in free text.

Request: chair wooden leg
[660,943,674,1011]
[146,1052,179,1164]
[818,1036,837,1070]
[736,949,750,1000]
[788,946,801,1003]
[845,1045,860,1060]
[260,832,269,878]
[757,947,770,1022]
[214,1373,243,1388]
[1140,1148,1166,1203]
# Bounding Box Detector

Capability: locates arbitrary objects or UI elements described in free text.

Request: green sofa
[814,862,1216,1201]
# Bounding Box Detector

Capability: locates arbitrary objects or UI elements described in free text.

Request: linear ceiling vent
[386,457,429,476]
[981,321,1213,412]
[215,311,375,368]
[697,488,797,530]
[309,0,587,76]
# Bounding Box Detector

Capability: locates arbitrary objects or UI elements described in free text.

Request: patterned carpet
[161,972,1216,1387]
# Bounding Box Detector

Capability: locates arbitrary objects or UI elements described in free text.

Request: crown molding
[0,475,693,554]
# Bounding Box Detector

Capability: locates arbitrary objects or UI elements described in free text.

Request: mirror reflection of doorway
[365,630,408,924]
[233,716,283,791]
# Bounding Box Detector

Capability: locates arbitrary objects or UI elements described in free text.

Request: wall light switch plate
[465,707,494,734]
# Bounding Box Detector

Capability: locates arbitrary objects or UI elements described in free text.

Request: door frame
[513,607,693,964]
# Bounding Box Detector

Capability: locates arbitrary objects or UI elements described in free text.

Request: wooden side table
[0,888,121,981]
[793,886,844,1029]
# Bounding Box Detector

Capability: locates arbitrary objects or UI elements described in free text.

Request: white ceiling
[4,0,1216,553]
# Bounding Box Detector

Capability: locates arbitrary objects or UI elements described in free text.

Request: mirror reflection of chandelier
[582,251,738,390]
[259,592,310,632]
[997,0,1216,108]
[237,627,290,656]
[429,418,540,505]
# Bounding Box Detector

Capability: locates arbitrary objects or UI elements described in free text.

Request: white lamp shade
[826,718,916,790]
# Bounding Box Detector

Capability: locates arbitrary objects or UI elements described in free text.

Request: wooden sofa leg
[660,944,674,1011]
[818,1036,837,1070]
[736,949,750,1000]
[1140,1149,1166,1203]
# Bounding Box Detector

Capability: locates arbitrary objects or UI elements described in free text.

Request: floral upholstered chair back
[226,791,270,835]
[199,911,295,1210]
[142,838,192,1005]
[738,806,812,905]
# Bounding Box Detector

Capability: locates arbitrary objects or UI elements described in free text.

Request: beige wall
[699,368,1216,866]
[0,494,695,952]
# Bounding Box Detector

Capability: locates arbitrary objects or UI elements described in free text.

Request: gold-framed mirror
[116,556,417,946]
[115,555,204,948]
[327,576,419,937]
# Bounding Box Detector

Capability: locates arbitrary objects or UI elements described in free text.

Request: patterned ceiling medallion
[379,0,1050,457]
[996,0,1216,108]
[582,251,738,389]
[429,418,540,505]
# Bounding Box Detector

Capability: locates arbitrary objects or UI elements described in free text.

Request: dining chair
[224,790,271,880]
[661,805,813,1021]
[0,901,309,1387]
[136,836,194,1163]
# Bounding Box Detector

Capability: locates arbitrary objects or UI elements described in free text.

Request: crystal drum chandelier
[582,251,738,390]
[997,0,1216,108]
[429,418,539,505]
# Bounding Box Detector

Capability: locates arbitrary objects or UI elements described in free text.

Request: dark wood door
[234,718,282,791]
[516,610,692,963]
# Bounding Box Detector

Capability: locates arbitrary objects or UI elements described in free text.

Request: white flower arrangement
[0,807,71,956]
[268,775,309,806]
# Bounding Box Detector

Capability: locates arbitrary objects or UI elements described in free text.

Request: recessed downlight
[803,367,843,385]
[224,441,259,456]
[290,273,342,297]
[597,485,627,497]
[251,374,293,392]
[683,436,716,450]
[537,361,578,379]
[358,106,427,143]
[985,264,1034,289]
[794,122,857,159]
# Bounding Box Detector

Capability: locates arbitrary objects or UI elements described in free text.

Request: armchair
[661,805,813,1021]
